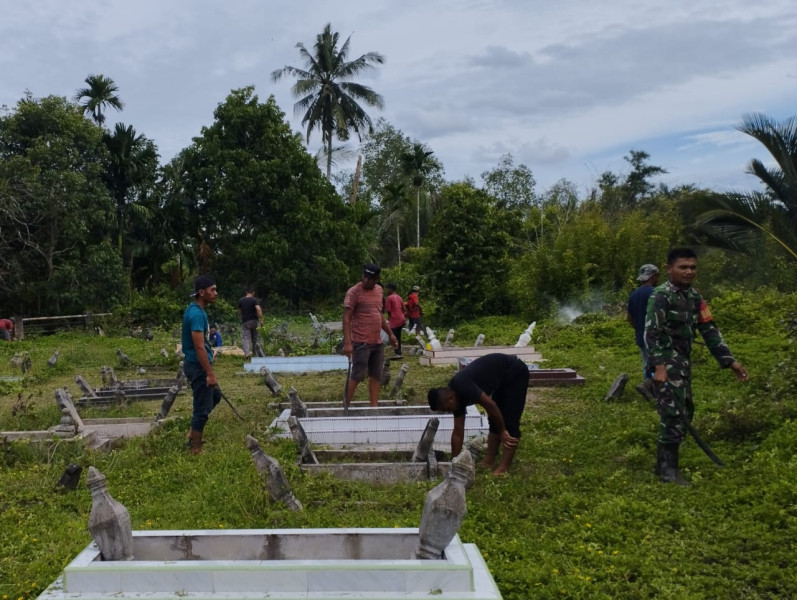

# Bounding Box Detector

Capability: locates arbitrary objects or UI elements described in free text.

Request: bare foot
[492,466,510,476]
[478,460,495,469]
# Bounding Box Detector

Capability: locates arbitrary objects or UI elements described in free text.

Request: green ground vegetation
[1,290,796,599]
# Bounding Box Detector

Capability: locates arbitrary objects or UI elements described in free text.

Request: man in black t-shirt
[427,353,529,475]
[238,286,263,359]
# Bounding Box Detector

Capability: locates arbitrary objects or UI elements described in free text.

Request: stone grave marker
[415,451,472,559]
[87,466,133,561]
[245,435,303,511]
[603,373,629,402]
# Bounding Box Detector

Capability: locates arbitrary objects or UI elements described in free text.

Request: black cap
[192,274,216,296]
[363,263,381,277]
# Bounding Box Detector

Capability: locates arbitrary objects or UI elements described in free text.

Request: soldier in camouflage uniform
[645,247,748,485]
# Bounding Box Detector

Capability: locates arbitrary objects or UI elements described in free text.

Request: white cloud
[1,0,796,193]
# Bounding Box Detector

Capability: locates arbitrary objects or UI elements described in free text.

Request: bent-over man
[427,353,529,475]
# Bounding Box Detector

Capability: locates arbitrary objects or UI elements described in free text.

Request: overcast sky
[3,0,797,195]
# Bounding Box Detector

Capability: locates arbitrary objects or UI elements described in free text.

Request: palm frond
[693,192,797,260]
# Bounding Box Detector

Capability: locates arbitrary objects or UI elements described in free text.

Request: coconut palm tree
[74,74,124,126]
[271,23,385,179]
[692,113,797,260]
[401,143,435,247]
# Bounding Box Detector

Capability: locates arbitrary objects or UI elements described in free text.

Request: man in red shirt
[384,282,406,357]
[343,264,398,406]
[0,318,14,341]
[405,285,423,334]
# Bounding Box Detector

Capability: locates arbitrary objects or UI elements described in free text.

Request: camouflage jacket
[644,281,735,370]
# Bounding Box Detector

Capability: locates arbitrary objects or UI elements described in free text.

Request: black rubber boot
[657,442,690,486]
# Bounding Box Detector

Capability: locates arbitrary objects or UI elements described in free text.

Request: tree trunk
[397,223,401,266]
[416,187,420,247]
[349,156,362,204]
[326,138,333,180]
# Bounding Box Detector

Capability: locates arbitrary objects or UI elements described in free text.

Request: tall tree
[423,182,513,322]
[103,123,160,285]
[380,181,409,265]
[357,119,444,207]
[161,87,369,305]
[0,94,126,314]
[74,74,124,126]
[691,113,797,260]
[104,124,159,248]
[481,153,536,209]
[272,23,385,179]
[594,149,666,215]
[401,143,435,247]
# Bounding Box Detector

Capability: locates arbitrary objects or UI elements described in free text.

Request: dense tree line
[1,24,796,321]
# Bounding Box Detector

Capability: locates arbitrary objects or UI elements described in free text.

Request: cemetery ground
[0,296,796,600]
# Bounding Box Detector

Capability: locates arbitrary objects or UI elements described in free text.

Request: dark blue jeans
[183,361,221,432]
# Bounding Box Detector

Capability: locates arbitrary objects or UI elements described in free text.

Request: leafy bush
[118,290,185,329]
[450,315,528,346]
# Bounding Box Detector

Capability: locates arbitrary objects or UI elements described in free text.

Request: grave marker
[287,416,318,464]
[245,435,303,511]
[415,451,472,559]
[288,386,307,417]
[86,466,133,561]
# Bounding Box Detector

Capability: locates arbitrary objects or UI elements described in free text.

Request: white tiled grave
[38,528,502,599]
[302,449,452,484]
[243,355,349,373]
[419,345,543,367]
[270,404,487,449]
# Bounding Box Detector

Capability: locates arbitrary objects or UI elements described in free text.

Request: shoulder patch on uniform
[698,300,713,323]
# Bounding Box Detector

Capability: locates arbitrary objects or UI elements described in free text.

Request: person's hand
[653,364,668,386]
[730,361,748,382]
[500,430,518,449]
[343,341,353,357]
[206,372,218,387]
[389,333,398,349]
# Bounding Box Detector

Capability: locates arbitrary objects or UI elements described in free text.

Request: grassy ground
[0,304,795,599]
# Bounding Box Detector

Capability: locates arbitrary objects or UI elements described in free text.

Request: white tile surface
[119,569,214,592]
[64,570,121,593]
[307,569,406,592]
[212,568,306,592]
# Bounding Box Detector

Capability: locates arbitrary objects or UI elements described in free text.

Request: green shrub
[120,290,185,329]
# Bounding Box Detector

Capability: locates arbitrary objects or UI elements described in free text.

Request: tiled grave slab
[420,345,543,366]
[270,405,487,448]
[38,529,501,599]
[243,355,350,373]
[457,358,585,386]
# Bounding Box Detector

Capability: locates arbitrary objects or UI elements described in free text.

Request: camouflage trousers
[656,363,694,445]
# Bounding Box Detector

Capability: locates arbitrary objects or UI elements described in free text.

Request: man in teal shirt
[182,275,221,454]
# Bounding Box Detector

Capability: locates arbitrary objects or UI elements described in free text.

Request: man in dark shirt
[427,353,529,475]
[627,263,659,379]
[238,287,263,359]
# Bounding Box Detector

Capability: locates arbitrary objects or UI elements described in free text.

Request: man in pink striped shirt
[343,264,398,406]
